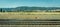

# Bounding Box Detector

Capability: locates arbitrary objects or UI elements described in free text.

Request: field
[0,25,60,27]
[0,12,60,27]
[0,12,60,20]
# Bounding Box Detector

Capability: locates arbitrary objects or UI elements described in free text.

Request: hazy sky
[0,0,60,8]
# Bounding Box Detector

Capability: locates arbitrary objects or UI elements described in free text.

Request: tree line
[0,7,60,12]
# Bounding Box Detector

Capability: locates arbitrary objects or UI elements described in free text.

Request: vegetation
[0,6,60,19]
[0,6,60,12]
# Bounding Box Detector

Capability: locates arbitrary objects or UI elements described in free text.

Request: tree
[0,8,2,12]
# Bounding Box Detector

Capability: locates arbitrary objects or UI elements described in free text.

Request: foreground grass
[0,12,60,14]
[0,12,60,20]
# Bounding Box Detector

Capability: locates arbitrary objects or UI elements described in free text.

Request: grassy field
[0,25,60,27]
[0,12,60,20]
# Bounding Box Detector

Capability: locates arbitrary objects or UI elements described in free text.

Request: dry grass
[0,25,60,27]
[0,12,60,20]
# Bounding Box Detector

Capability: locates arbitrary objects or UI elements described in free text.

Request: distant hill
[0,6,60,12]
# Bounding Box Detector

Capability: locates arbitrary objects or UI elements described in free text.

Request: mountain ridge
[0,6,60,12]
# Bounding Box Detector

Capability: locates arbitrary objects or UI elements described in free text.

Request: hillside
[0,6,60,12]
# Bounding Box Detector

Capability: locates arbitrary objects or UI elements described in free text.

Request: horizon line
[0,6,60,8]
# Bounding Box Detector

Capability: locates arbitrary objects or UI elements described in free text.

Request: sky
[0,0,60,8]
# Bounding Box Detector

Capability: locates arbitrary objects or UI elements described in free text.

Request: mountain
[0,6,60,12]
